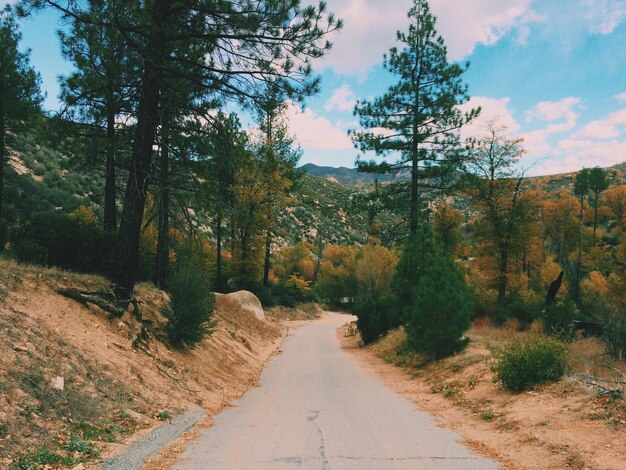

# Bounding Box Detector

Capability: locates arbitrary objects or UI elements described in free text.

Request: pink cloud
[316,0,542,76]
[324,85,357,112]
[459,96,520,140]
[286,102,353,151]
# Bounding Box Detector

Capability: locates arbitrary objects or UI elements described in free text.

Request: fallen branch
[578,374,624,398]
[58,288,126,317]
[156,364,202,393]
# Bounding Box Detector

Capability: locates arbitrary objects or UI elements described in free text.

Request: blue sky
[8,0,626,175]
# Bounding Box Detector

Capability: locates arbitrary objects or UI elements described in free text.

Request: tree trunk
[104,107,117,232]
[410,146,419,235]
[263,225,271,286]
[113,0,168,299]
[593,190,599,238]
[155,106,170,290]
[497,247,508,306]
[216,212,223,292]
[574,197,584,303]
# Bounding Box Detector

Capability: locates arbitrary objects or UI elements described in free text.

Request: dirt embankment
[0,260,296,468]
[341,323,626,470]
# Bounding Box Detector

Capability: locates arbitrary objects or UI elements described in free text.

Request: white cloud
[285,102,353,151]
[317,0,542,76]
[574,107,626,140]
[585,0,626,34]
[525,97,581,123]
[535,138,626,175]
[522,97,581,156]
[615,92,626,104]
[324,85,357,112]
[524,104,626,175]
[431,0,545,59]
[459,96,520,140]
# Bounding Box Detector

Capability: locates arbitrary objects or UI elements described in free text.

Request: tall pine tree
[350,0,478,235]
[22,0,341,298]
[58,0,137,232]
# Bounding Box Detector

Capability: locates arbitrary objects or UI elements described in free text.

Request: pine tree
[196,111,248,292]
[588,166,609,238]
[0,6,42,221]
[393,226,472,359]
[250,87,301,287]
[58,0,136,232]
[350,0,478,235]
[22,0,341,299]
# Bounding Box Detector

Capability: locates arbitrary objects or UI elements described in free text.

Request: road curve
[174,313,500,470]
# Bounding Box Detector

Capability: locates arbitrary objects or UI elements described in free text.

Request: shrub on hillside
[493,336,568,392]
[11,211,115,275]
[394,227,473,359]
[163,262,216,348]
[353,294,394,344]
[353,245,398,344]
[495,294,543,328]
[588,295,626,360]
[542,297,579,341]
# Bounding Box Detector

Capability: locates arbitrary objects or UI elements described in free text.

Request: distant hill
[527,162,626,191]
[4,125,372,249]
[6,122,624,250]
[299,163,405,186]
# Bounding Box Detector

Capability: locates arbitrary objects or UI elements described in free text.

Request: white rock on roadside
[51,376,64,392]
[216,291,265,321]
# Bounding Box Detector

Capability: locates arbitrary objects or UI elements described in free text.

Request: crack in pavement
[307,410,329,469]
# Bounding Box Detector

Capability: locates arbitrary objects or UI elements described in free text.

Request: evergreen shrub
[394,227,473,359]
[493,336,568,392]
[163,262,215,348]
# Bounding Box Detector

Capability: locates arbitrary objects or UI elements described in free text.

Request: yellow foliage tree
[69,205,98,226]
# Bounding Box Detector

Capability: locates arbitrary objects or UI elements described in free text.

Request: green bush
[253,285,276,308]
[495,294,542,327]
[163,262,216,348]
[353,294,394,344]
[12,237,47,265]
[590,295,626,360]
[542,297,579,341]
[493,336,568,392]
[394,227,473,359]
[267,280,315,308]
[11,212,115,275]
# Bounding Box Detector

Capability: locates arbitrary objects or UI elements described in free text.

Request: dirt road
[174,313,500,469]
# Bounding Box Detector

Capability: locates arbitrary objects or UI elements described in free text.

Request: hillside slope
[0,260,285,468]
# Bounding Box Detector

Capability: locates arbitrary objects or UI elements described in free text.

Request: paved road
[175,313,500,470]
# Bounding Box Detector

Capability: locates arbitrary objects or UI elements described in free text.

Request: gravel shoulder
[99,407,206,470]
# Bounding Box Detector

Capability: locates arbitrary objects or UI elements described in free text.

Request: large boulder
[216,291,265,321]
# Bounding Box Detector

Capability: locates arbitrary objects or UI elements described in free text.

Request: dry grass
[265,302,323,321]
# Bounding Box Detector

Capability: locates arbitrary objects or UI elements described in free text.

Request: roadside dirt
[340,324,626,470]
[0,260,296,468]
